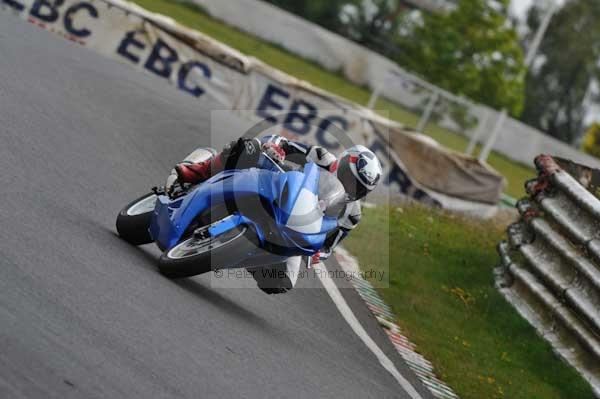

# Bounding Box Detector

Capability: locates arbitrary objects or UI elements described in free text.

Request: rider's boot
[165,147,218,194]
[176,160,214,184]
[250,256,301,294]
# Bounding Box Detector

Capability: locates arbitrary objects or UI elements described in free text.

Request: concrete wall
[464,105,600,169]
[192,0,397,86]
[192,0,600,170]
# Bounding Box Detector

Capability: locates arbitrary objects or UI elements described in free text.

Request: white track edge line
[315,262,424,399]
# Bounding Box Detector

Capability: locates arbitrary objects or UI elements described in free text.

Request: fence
[192,0,600,169]
[495,155,600,397]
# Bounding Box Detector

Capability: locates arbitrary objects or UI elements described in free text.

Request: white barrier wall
[193,0,600,169]
[471,111,600,169]
[0,0,505,210]
[191,0,400,90]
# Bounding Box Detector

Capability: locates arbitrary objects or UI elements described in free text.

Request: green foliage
[263,0,353,33]
[427,100,479,131]
[582,122,600,158]
[394,0,526,116]
[265,0,526,116]
[520,1,600,144]
[338,0,405,57]
[264,0,402,55]
[345,205,595,399]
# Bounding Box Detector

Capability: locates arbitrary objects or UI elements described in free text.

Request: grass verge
[131,0,535,198]
[344,205,593,398]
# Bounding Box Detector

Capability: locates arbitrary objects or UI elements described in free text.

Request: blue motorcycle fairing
[207,167,339,253]
[150,168,272,249]
[149,162,339,256]
[207,213,254,238]
[149,194,172,250]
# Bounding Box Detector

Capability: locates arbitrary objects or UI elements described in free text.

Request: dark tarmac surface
[0,13,432,399]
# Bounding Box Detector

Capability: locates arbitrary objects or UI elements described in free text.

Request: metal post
[477,3,557,162]
[367,85,382,109]
[466,109,490,155]
[524,3,558,67]
[367,72,392,109]
[416,92,439,132]
[478,109,507,162]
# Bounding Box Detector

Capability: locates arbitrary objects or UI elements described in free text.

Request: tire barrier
[334,247,459,399]
[495,154,600,397]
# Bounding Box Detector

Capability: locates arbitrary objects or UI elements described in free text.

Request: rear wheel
[116,193,156,245]
[158,224,256,279]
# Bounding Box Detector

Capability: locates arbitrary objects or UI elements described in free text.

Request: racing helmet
[333,145,382,201]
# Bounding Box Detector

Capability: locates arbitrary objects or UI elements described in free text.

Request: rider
[167,136,383,292]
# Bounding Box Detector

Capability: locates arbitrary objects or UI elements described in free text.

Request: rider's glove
[167,181,185,198]
[262,142,286,164]
[307,146,337,170]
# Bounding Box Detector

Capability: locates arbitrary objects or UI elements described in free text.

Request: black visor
[337,157,369,201]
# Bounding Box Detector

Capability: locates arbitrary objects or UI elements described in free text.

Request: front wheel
[158,225,256,279]
[116,193,156,245]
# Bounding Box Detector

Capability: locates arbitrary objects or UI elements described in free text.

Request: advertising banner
[1,0,504,208]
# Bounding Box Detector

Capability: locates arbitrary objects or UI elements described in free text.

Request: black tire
[258,286,289,295]
[249,264,292,295]
[116,193,156,245]
[158,225,256,279]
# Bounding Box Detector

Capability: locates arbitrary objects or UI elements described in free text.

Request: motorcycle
[116,152,346,293]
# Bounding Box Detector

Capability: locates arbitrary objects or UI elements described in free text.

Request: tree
[520,0,600,144]
[266,0,525,117]
[265,0,404,57]
[263,0,354,33]
[339,0,406,58]
[394,0,526,116]
[582,122,600,158]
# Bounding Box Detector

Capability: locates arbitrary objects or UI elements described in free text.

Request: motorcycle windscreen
[276,163,339,252]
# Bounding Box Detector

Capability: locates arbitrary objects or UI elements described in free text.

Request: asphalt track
[0,14,433,399]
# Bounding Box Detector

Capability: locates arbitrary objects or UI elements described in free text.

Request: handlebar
[259,151,301,173]
[260,152,286,173]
